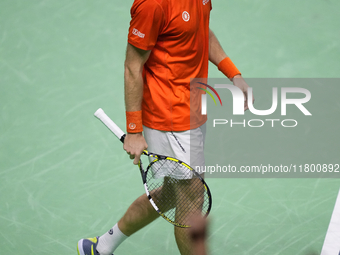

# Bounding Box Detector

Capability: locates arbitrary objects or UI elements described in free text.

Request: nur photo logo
[194,79,312,128]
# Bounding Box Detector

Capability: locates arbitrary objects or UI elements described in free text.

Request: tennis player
[78,0,252,254]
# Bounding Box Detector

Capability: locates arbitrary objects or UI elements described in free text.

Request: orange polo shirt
[128,0,211,131]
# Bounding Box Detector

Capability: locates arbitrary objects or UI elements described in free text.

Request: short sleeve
[128,0,165,51]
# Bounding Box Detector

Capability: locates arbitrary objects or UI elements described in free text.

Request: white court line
[321,188,340,255]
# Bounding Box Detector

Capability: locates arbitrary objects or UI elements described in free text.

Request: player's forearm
[124,44,150,112]
[209,29,242,81]
[124,65,143,112]
[208,29,228,66]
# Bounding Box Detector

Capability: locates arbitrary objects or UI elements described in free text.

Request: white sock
[96,223,128,255]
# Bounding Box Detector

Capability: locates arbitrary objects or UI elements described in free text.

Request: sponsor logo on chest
[182,11,190,22]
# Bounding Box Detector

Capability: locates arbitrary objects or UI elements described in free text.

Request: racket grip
[94,108,126,143]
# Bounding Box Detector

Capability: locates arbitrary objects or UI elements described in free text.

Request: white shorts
[143,124,206,178]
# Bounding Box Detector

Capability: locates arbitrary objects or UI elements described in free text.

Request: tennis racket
[94,108,212,228]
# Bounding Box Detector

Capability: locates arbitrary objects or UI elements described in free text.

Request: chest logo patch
[182,11,190,22]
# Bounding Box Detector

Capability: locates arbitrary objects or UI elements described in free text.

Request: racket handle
[94,108,126,143]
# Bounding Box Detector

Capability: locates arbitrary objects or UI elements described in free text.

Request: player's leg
[172,124,206,255]
[117,176,176,235]
[93,193,159,255]
[175,227,192,255]
[78,193,159,255]
[117,193,160,236]
[79,181,175,255]
[174,186,192,255]
[95,177,176,255]
[174,177,206,255]
[144,124,206,255]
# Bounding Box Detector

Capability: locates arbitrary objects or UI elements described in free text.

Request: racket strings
[146,158,210,226]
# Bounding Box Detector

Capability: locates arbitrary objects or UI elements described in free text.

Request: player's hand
[232,74,254,111]
[123,132,148,165]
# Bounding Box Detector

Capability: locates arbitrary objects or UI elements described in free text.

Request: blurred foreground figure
[189,215,209,255]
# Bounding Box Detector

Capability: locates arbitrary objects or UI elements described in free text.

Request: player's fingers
[244,103,249,111]
[133,154,141,165]
[244,92,249,111]
[245,94,255,111]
